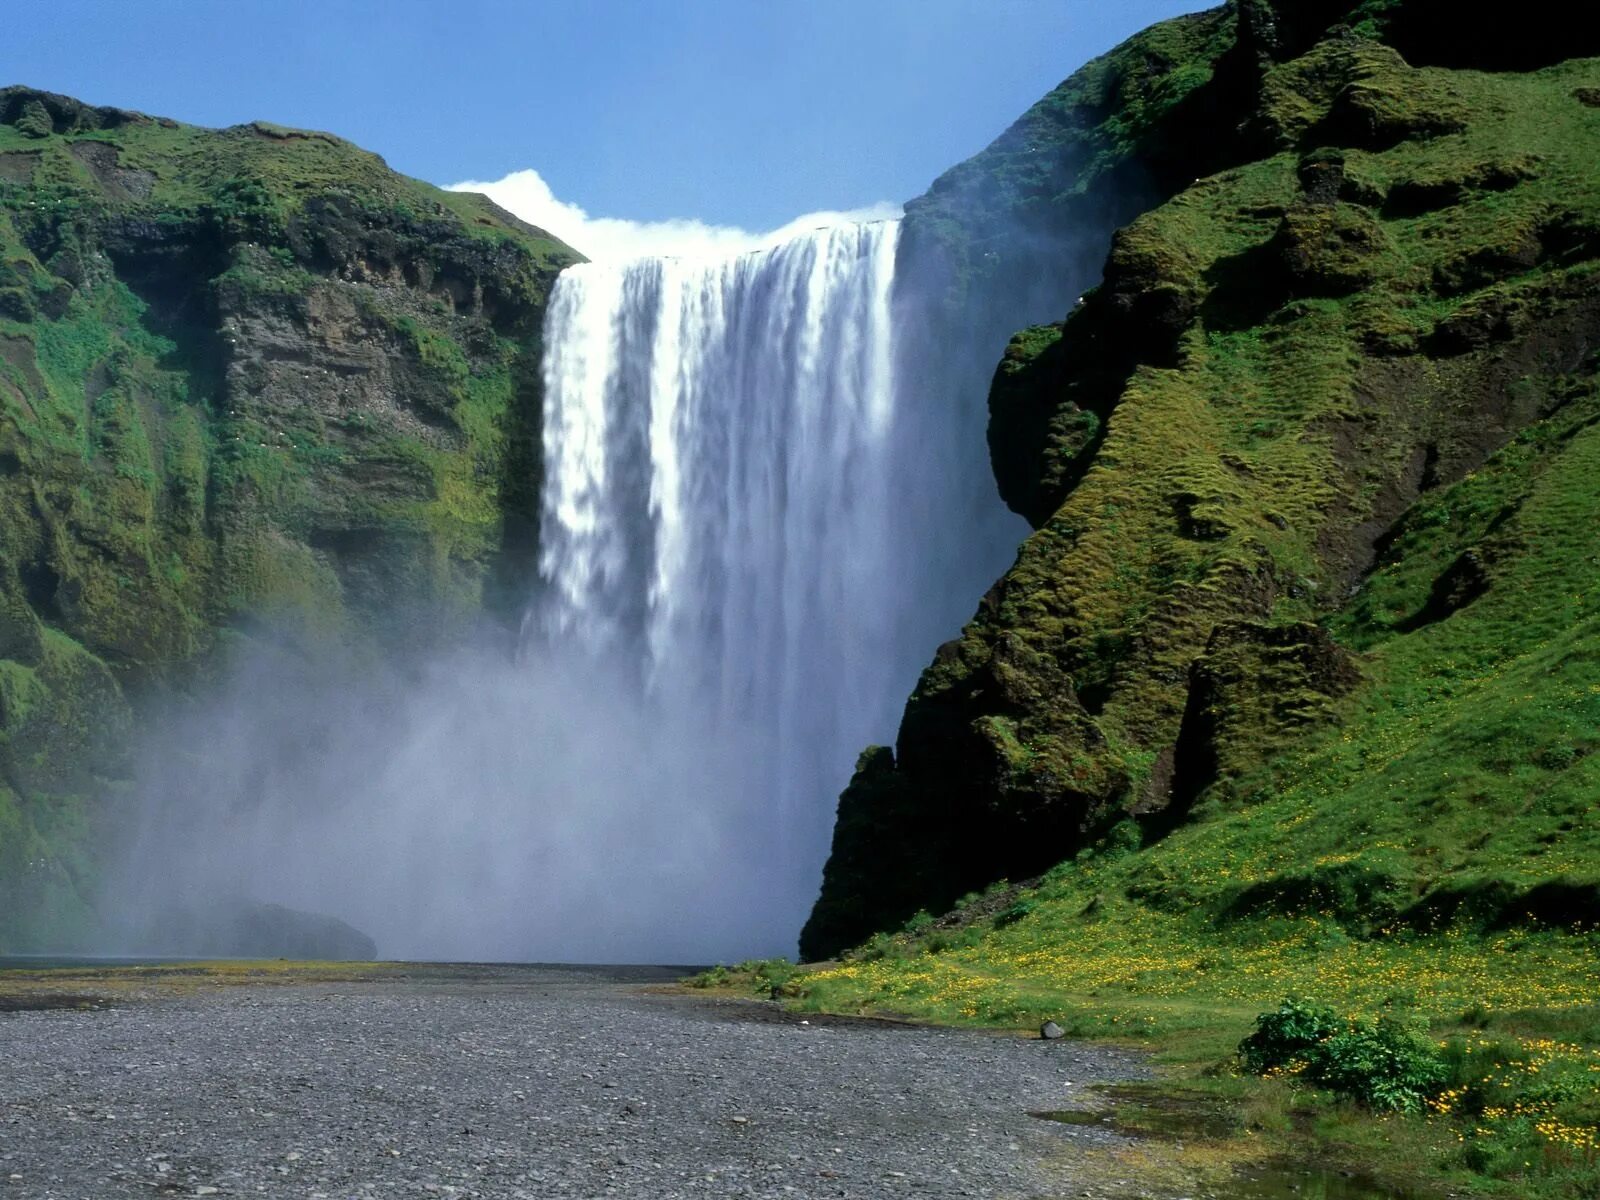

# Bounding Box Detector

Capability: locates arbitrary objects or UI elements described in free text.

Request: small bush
[995,899,1036,927]
[1239,997,1341,1074]
[903,910,936,935]
[923,929,962,954]
[1104,818,1143,856]
[15,99,53,140]
[1313,1017,1448,1112]
[849,931,897,962]
[1240,999,1447,1112]
[686,964,731,989]
[685,957,797,996]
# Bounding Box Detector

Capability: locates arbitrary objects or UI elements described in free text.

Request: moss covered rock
[0,87,579,946]
[808,2,1600,957]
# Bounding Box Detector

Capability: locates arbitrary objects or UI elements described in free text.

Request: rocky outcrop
[0,87,578,946]
[805,0,1600,958]
[143,898,379,961]
[1166,620,1361,817]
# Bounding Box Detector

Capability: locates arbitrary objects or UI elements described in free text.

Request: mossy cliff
[805,0,1600,958]
[0,87,578,946]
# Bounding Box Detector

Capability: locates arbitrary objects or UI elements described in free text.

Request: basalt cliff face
[804,0,1600,957]
[0,87,577,944]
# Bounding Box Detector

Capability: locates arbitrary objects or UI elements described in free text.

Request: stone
[142,898,378,961]
[1041,1021,1065,1040]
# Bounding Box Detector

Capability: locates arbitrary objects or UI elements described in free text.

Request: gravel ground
[0,963,1147,1200]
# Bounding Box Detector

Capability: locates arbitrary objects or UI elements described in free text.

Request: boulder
[141,898,378,961]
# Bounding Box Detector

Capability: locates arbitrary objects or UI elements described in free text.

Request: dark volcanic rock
[143,899,379,961]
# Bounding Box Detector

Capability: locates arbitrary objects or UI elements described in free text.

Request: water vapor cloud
[448,168,901,262]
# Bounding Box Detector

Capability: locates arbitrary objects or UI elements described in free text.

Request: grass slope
[788,10,1600,1197]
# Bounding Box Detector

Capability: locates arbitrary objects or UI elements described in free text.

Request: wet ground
[1030,1098,1422,1199]
[0,962,1424,1199]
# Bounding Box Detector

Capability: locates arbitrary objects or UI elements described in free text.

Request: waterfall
[523,217,1022,953]
[536,221,903,878]
[103,218,1022,965]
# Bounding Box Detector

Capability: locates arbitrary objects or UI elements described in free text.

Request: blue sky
[8,1,1211,239]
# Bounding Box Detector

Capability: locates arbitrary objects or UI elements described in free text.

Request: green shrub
[903,910,936,935]
[686,964,731,989]
[994,898,1037,927]
[1240,999,1447,1112]
[15,99,53,140]
[1313,1016,1448,1113]
[685,957,797,996]
[1239,997,1341,1074]
[736,957,798,995]
[1104,818,1143,856]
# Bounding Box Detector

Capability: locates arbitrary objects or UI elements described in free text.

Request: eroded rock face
[1167,620,1362,814]
[1273,202,1397,296]
[805,3,1600,957]
[0,87,578,947]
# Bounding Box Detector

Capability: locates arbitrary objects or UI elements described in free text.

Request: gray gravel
[0,963,1146,1199]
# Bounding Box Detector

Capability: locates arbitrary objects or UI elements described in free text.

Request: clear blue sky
[6,0,1213,230]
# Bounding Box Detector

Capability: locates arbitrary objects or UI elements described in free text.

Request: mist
[104,638,798,964]
[95,210,1028,965]
[449,167,902,263]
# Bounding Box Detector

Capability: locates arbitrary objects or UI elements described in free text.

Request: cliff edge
[0,88,579,945]
[805,0,1600,957]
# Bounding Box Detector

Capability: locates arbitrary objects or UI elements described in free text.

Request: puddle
[1029,1086,1237,1141]
[1030,1093,1421,1200]
[1230,1165,1420,1199]
[1030,1108,1111,1127]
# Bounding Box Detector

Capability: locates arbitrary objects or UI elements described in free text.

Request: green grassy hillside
[809,1,1600,956]
[0,87,578,946]
[789,4,1600,1194]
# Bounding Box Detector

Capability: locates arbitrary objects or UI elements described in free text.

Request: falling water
[536,221,905,882]
[101,218,1022,964]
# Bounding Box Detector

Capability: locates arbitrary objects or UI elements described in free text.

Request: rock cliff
[804,0,1600,957]
[0,87,578,945]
